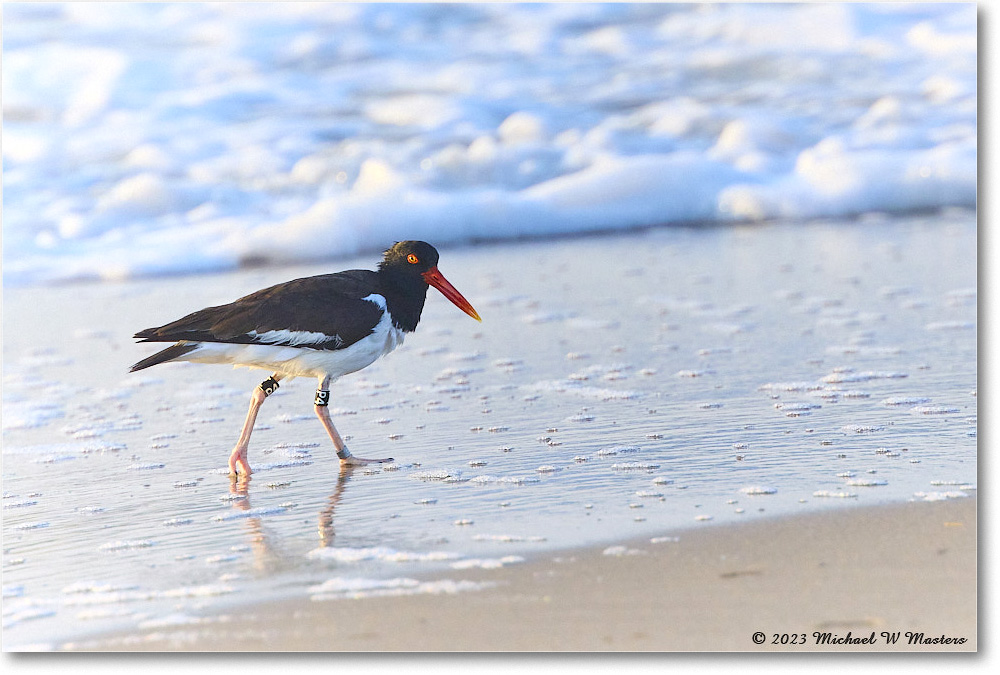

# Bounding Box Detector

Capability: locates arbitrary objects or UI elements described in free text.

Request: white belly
[182,309,406,380]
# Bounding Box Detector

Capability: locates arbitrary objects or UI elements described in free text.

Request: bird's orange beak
[422,267,481,322]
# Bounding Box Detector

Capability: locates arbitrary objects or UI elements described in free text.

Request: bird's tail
[129,342,199,372]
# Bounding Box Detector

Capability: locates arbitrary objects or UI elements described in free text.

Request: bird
[130,241,481,476]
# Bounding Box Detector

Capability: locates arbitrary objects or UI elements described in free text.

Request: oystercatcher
[130,241,481,475]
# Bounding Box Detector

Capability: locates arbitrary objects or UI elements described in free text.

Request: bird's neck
[378,272,428,332]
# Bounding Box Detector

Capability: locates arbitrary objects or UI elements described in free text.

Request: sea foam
[2,3,975,286]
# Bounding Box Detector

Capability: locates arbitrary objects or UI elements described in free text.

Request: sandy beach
[2,3,983,661]
[80,496,975,652]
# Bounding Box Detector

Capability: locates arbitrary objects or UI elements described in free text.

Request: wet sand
[86,496,976,652]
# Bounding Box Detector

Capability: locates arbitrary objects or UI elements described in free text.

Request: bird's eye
[407,254,419,264]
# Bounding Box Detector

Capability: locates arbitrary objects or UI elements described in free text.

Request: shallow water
[2,216,977,648]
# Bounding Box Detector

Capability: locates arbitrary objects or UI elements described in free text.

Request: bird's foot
[336,444,391,467]
[339,454,394,467]
[228,447,252,476]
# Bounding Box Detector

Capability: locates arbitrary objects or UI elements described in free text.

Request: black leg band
[337,447,352,460]
[315,389,330,407]
[259,377,280,396]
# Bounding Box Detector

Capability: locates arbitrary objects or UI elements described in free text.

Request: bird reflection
[226,473,277,574]
[223,464,357,573]
[319,465,356,547]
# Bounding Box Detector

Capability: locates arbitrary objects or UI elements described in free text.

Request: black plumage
[132,271,386,356]
[130,241,447,372]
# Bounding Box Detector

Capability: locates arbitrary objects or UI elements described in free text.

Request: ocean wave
[2,3,976,285]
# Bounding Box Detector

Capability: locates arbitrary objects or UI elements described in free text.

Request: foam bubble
[612,462,661,471]
[740,486,777,495]
[598,445,641,456]
[603,545,646,556]
[99,540,154,552]
[306,547,460,563]
[841,424,885,434]
[309,576,489,600]
[210,506,290,521]
[469,475,540,485]
[882,396,932,406]
[910,405,960,415]
[822,370,908,383]
[913,490,968,501]
[845,479,888,487]
[450,556,524,570]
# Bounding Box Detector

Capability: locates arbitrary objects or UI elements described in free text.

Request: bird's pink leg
[315,376,393,467]
[229,374,282,475]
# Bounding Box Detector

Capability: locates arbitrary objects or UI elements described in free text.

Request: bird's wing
[134,270,385,350]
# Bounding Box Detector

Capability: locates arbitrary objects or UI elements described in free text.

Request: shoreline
[80,496,976,652]
[2,220,978,654]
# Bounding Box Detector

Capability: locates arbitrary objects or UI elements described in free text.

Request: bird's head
[380,241,481,322]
